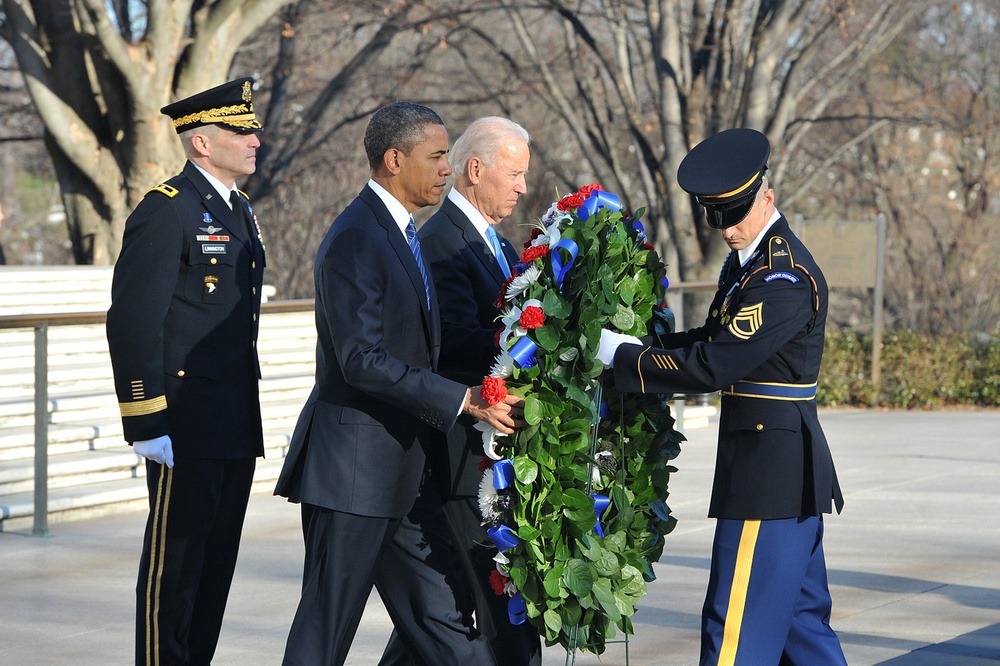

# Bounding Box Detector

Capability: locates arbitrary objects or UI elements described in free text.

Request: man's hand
[464,388,526,435]
[596,329,642,368]
[133,435,174,468]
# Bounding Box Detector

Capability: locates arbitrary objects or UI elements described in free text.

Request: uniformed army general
[598,128,847,665]
[106,77,266,666]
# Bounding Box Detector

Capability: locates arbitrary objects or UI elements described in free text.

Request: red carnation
[519,306,545,330]
[578,183,603,198]
[493,327,503,349]
[489,569,508,596]
[478,456,492,473]
[481,376,508,406]
[557,192,585,211]
[520,244,549,263]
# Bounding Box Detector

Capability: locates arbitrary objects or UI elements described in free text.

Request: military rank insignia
[728,302,763,340]
[651,353,679,370]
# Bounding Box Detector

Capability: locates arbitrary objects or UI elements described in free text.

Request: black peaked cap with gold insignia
[160,77,263,134]
[677,128,770,229]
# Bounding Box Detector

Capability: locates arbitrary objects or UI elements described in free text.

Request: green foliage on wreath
[491,193,685,654]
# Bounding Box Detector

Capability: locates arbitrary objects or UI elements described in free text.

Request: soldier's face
[721,186,774,251]
[199,126,260,184]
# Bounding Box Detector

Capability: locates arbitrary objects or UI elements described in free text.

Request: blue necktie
[486,225,512,279]
[406,218,431,309]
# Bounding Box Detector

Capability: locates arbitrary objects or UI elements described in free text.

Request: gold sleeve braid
[119,395,167,418]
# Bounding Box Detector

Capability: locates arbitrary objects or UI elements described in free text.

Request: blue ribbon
[509,336,538,369]
[488,525,520,551]
[508,592,527,625]
[493,459,515,490]
[599,400,609,420]
[577,190,622,222]
[591,493,610,537]
[632,219,645,236]
[662,276,670,290]
[550,238,579,288]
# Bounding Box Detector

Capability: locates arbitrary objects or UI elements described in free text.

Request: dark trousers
[136,456,256,666]
[379,497,541,666]
[701,515,847,666]
[281,484,496,666]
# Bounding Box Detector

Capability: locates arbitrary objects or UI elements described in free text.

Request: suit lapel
[442,198,508,287]
[359,186,439,348]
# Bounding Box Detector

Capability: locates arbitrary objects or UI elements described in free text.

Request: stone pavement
[2,408,999,665]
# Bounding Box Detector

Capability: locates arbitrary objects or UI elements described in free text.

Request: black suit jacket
[614,216,843,520]
[418,196,519,497]
[107,161,265,459]
[274,185,469,518]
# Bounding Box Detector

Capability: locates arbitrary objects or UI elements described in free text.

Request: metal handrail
[0,280,719,537]
[0,299,314,536]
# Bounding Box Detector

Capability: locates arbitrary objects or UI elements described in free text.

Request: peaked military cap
[677,128,770,229]
[160,77,263,134]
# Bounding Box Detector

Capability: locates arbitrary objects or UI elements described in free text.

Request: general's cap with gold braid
[677,128,770,229]
[160,77,263,134]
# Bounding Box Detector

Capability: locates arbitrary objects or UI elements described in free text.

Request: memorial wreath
[475,184,685,654]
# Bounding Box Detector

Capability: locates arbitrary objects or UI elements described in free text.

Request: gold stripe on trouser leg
[719,520,761,666]
[145,467,174,666]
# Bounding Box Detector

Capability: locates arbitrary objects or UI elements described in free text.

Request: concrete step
[0,446,141,495]
[0,372,313,429]
[0,422,116,461]
[0,445,288,532]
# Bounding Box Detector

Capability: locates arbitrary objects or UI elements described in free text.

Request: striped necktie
[405,217,431,309]
[486,225,512,279]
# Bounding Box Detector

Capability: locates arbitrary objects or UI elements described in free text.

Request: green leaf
[593,549,622,578]
[543,608,563,636]
[543,562,565,597]
[563,558,595,597]
[542,290,573,318]
[517,524,542,541]
[512,455,539,484]
[611,305,636,331]
[618,275,637,305]
[534,325,561,351]
[523,394,543,426]
[591,579,622,622]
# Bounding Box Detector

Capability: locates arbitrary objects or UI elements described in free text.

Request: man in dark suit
[598,129,847,665]
[380,117,542,665]
[274,102,524,666]
[106,77,266,665]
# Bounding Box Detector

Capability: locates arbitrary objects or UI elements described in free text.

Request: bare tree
[0,0,294,265]
[824,1,1000,334]
[433,0,926,307]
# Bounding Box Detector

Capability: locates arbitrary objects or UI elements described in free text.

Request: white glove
[133,435,174,468]
[597,329,642,368]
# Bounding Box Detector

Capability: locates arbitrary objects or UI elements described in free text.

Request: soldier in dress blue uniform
[106,77,266,666]
[598,128,847,665]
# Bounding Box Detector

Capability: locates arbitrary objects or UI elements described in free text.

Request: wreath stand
[561,377,632,665]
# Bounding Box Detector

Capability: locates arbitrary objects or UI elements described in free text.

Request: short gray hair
[450,116,530,176]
